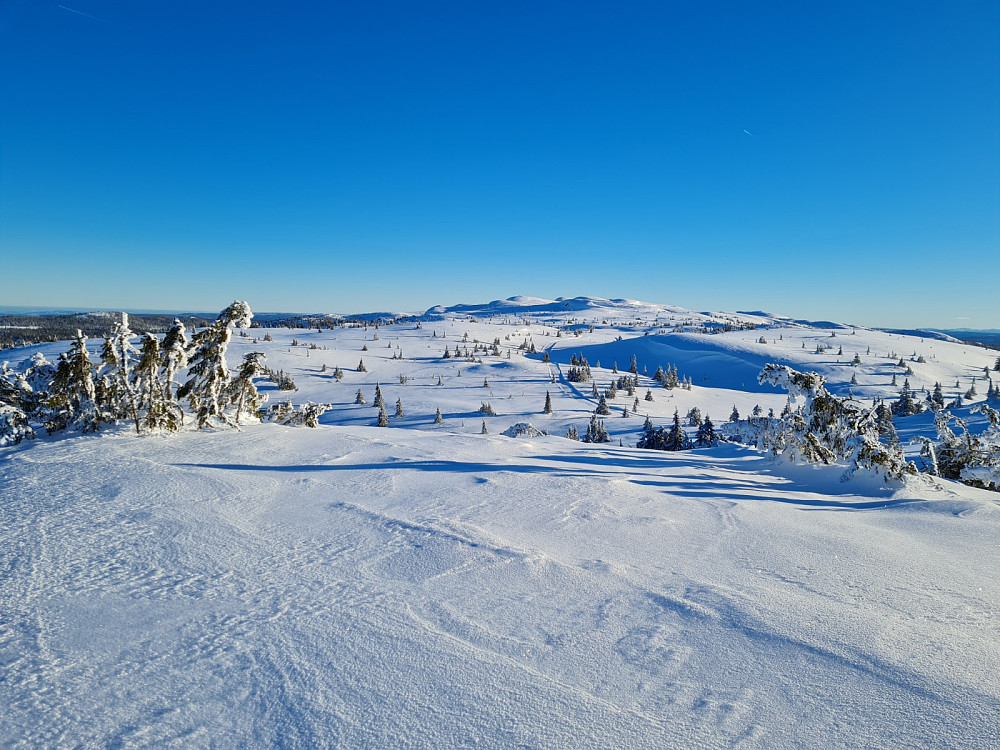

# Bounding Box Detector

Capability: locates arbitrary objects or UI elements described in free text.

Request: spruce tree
[373,383,385,409]
[435,407,443,424]
[595,395,611,415]
[230,352,267,424]
[46,330,101,433]
[160,319,189,402]
[178,301,253,428]
[729,405,740,422]
[481,420,488,434]
[135,333,180,432]
[695,415,717,447]
[395,397,404,417]
[355,388,366,404]
[377,404,389,426]
[544,391,553,414]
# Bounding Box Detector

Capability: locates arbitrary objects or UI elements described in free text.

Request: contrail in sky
[58,5,110,23]
[743,129,754,136]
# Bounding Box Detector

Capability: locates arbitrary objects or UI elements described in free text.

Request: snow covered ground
[2,296,999,748]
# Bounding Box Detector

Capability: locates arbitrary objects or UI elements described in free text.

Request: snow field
[2,296,999,747]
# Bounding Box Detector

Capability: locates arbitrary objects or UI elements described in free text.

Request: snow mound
[501,422,546,438]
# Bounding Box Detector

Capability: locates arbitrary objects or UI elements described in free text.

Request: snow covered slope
[2,296,999,748]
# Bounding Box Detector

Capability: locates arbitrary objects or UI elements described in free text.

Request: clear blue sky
[1,1,997,327]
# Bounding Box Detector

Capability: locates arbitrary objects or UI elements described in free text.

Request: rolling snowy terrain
[2,296,999,748]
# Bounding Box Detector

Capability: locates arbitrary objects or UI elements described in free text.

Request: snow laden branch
[722,364,916,483]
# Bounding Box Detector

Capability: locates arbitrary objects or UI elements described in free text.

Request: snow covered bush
[502,422,546,438]
[260,400,330,428]
[922,405,1000,491]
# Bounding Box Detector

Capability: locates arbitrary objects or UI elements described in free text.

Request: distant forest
[0,313,212,350]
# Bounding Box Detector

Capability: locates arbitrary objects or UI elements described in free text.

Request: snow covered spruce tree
[97,313,141,433]
[229,351,268,425]
[177,301,253,428]
[160,319,189,403]
[0,362,38,446]
[46,330,102,433]
[135,333,181,432]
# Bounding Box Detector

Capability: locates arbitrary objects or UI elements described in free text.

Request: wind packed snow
[2,296,999,748]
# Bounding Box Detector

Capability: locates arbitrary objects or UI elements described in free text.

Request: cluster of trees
[718,364,917,482]
[0,302,329,447]
[636,409,717,452]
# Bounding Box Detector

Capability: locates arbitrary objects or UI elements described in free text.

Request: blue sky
[1,1,997,327]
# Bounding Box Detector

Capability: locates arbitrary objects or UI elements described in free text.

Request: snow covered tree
[644,389,654,402]
[747,364,915,482]
[595,395,611,415]
[395,397,404,417]
[892,379,922,418]
[695,415,717,447]
[543,391,553,414]
[135,333,180,432]
[178,301,253,428]
[583,415,610,443]
[46,330,101,433]
[373,383,385,409]
[686,407,702,426]
[434,407,443,424]
[481,420,488,434]
[229,352,268,425]
[0,363,38,446]
[729,405,740,422]
[358,359,367,372]
[565,425,579,440]
[377,404,389,427]
[160,319,189,402]
[355,388,366,404]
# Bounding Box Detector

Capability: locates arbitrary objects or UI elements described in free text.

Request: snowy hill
[2,296,999,748]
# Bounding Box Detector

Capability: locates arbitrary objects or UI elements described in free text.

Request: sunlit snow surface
[2,297,998,748]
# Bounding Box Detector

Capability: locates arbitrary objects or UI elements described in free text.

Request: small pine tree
[434,407,443,424]
[395,397,404,417]
[644,389,654,402]
[377,404,389,426]
[373,383,385,409]
[481,420,488,434]
[566,425,579,440]
[730,405,740,422]
[595,395,611,415]
[358,359,367,372]
[544,391,553,414]
[695,415,717,447]
[355,388,366,404]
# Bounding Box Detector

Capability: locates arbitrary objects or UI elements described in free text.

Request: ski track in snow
[3,300,1000,748]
